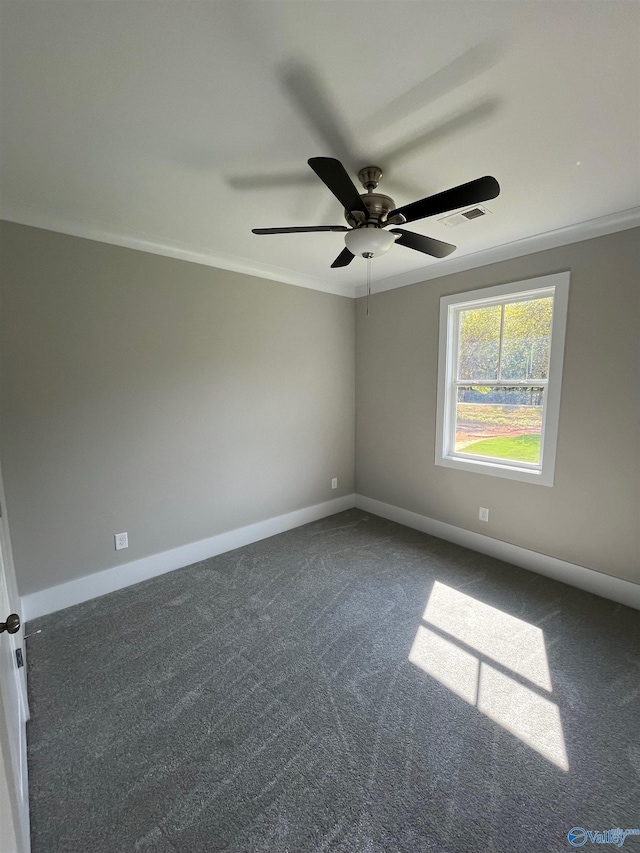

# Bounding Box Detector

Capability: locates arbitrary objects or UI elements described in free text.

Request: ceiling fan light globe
[344,227,396,258]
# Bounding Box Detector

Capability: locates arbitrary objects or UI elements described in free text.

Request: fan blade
[388,176,500,224]
[368,40,502,129]
[308,158,369,216]
[252,226,349,234]
[331,247,355,268]
[279,61,361,171]
[390,229,456,259]
[228,172,315,190]
[380,99,498,165]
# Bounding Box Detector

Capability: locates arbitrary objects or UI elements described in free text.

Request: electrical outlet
[479,507,489,523]
[114,532,128,550]
[331,478,338,489]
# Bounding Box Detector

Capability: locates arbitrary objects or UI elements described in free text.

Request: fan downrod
[358,166,383,191]
[344,166,398,229]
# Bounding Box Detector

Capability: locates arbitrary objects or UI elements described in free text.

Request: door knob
[0,613,20,634]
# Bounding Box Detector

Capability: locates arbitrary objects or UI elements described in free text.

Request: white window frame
[435,271,570,486]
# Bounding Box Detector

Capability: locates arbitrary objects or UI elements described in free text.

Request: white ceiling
[1,1,639,297]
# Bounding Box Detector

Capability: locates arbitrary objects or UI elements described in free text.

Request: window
[435,272,569,485]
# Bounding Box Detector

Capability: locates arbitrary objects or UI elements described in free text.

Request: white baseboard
[22,491,639,621]
[22,494,356,621]
[354,494,640,611]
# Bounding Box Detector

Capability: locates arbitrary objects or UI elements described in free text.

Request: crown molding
[3,201,638,301]
[354,206,640,298]
[0,202,354,298]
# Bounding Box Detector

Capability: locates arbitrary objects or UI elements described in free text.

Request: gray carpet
[25,510,640,853]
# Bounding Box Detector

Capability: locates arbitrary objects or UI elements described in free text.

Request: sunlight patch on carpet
[410,581,568,771]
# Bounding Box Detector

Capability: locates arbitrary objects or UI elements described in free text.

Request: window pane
[500,297,553,381]
[455,387,544,464]
[458,305,501,381]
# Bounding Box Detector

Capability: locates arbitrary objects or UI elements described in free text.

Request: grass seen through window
[461,434,541,463]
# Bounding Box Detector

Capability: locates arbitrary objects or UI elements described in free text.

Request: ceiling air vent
[439,205,491,228]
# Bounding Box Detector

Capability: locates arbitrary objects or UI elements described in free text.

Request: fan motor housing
[345,192,396,228]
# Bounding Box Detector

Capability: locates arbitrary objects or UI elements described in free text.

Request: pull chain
[365,254,372,317]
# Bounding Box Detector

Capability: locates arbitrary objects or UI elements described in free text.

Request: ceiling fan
[252,157,500,268]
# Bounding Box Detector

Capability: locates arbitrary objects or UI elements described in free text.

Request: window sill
[436,453,554,486]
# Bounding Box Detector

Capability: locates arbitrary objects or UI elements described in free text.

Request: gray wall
[2,222,638,597]
[0,222,355,596]
[356,227,640,583]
